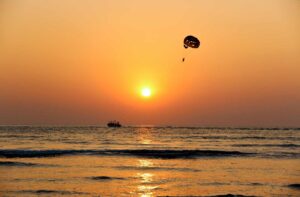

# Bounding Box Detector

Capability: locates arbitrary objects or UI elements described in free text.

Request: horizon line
[0,124,299,130]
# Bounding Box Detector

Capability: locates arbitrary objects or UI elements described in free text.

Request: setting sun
[1,1,299,197]
[141,87,152,98]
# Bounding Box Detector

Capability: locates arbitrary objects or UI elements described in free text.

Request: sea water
[0,126,299,196]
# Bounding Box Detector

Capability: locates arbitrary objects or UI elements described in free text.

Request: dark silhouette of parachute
[184,35,200,49]
[182,35,200,62]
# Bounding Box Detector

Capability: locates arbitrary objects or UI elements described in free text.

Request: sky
[0,0,299,127]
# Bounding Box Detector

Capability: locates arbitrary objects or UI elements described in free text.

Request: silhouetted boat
[107,121,122,128]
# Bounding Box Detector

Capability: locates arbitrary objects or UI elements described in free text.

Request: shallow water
[0,126,299,196]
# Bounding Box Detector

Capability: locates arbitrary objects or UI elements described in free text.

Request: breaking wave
[15,190,89,195]
[233,143,300,148]
[0,161,38,166]
[90,176,126,181]
[287,184,300,189]
[0,149,252,159]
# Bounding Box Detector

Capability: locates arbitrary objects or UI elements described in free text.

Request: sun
[141,87,152,98]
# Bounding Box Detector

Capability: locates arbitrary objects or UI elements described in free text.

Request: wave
[0,149,88,158]
[0,161,57,167]
[0,161,38,166]
[90,176,125,181]
[287,184,300,189]
[255,151,300,159]
[0,149,252,159]
[13,190,89,195]
[158,194,257,197]
[212,136,299,141]
[202,194,257,197]
[115,165,201,172]
[110,149,251,159]
[13,178,65,182]
[198,182,265,187]
[233,143,300,148]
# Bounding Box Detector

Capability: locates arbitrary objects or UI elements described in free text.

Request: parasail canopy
[184,35,200,49]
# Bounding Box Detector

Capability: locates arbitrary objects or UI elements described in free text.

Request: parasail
[182,35,200,62]
[184,35,200,49]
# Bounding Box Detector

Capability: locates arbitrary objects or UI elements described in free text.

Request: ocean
[0,126,299,196]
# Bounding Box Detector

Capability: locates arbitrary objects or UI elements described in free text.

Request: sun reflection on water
[138,172,153,183]
[137,127,154,145]
[134,158,158,197]
[141,139,152,144]
[132,128,159,197]
[139,159,154,168]
[138,185,159,197]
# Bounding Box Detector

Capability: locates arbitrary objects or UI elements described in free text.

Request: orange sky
[0,0,299,126]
